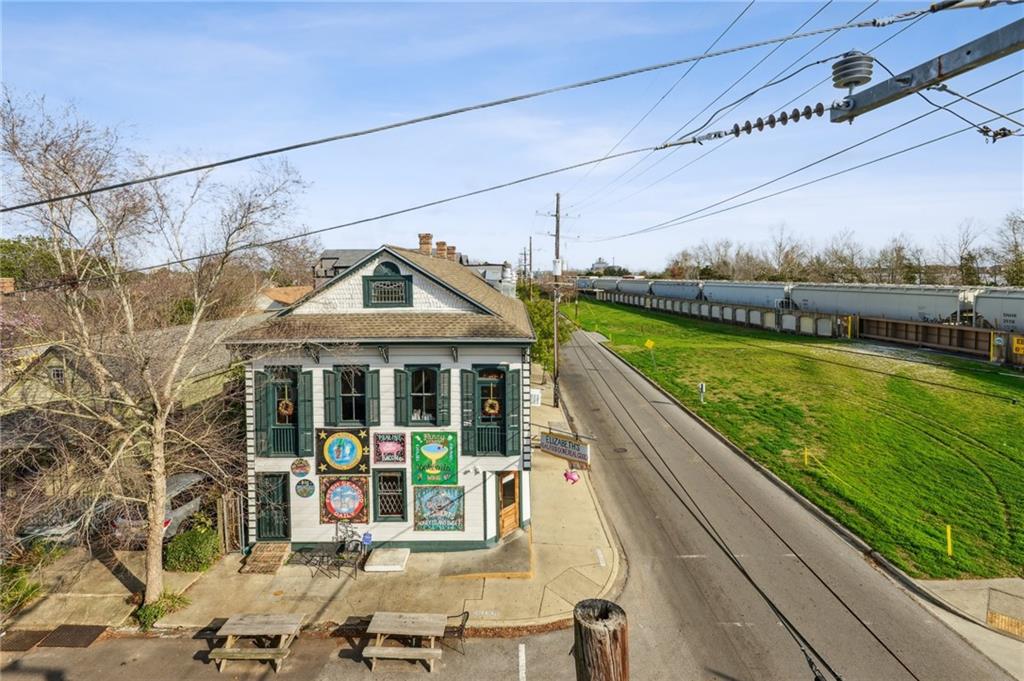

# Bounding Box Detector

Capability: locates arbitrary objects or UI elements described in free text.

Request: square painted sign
[411,431,458,486]
[316,428,370,475]
[413,486,465,531]
[373,432,407,465]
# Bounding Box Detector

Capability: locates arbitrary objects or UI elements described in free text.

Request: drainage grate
[1,630,51,651]
[38,625,106,648]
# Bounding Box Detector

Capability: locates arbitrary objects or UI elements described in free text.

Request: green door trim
[256,472,291,541]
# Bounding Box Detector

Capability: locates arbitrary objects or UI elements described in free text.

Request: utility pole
[529,235,534,302]
[553,192,561,407]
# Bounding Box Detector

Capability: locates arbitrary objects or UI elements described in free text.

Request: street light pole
[553,192,561,408]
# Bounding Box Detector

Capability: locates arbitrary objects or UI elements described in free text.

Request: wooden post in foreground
[573,599,628,681]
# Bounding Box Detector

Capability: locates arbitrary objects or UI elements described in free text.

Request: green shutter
[393,369,409,426]
[254,370,269,456]
[299,370,313,456]
[438,369,451,426]
[367,369,381,426]
[323,368,338,427]
[461,370,476,456]
[506,369,521,456]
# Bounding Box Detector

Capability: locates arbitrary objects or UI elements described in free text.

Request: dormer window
[363,261,413,308]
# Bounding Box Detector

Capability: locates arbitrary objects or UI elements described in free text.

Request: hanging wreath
[483,398,501,416]
[277,398,295,418]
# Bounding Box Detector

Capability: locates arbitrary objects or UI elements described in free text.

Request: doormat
[38,625,107,648]
[239,542,291,574]
[1,630,51,651]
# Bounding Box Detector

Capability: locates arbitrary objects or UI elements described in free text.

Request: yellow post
[847,315,853,339]
[804,448,809,467]
[946,524,953,557]
[989,332,996,362]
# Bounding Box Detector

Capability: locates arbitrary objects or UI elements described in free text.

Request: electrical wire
[928,83,1024,131]
[871,55,987,130]
[585,70,1024,242]
[0,4,951,214]
[563,0,756,197]
[566,337,845,681]
[567,0,849,211]
[572,1,884,212]
[10,146,659,294]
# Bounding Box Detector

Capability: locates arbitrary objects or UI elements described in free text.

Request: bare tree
[993,209,1024,286]
[1,92,300,604]
[938,220,988,285]
[766,225,808,281]
[261,234,321,287]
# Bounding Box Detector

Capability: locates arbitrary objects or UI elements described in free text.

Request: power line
[11,146,663,294]
[563,0,756,197]
[568,0,847,211]
[586,70,1024,242]
[576,1,892,211]
[1,4,956,214]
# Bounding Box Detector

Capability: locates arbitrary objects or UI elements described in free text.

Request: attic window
[363,262,412,308]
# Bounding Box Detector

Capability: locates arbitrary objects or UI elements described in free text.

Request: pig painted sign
[373,432,407,465]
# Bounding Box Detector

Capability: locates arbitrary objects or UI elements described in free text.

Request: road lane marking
[677,554,707,559]
[518,643,526,681]
[594,548,606,567]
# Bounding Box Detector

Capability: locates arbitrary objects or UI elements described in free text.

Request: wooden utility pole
[552,192,561,408]
[573,599,628,681]
[529,235,534,302]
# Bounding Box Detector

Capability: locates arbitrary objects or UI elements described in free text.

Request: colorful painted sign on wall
[320,475,368,523]
[373,432,407,464]
[413,486,465,531]
[411,431,458,485]
[290,458,310,478]
[316,428,370,474]
[295,479,315,498]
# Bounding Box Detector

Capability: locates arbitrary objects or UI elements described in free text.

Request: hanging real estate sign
[316,428,370,475]
[411,431,458,485]
[320,475,368,523]
[539,431,591,467]
[413,486,465,531]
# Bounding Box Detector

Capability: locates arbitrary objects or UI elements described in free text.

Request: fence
[216,492,245,554]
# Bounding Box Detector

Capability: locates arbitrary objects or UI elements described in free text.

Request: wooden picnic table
[209,613,303,674]
[364,611,446,673]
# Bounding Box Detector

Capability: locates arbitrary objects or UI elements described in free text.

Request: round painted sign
[290,458,311,478]
[323,431,365,472]
[295,479,315,498]
[324,479,366,520]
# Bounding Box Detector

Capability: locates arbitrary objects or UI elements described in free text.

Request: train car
[617,279,654,295]
[575,276,594,290]
[974,287,1024,332]
[790,283,965,323]
[650,280,701,300]
[701,281,788,309]
[592,277,621,292]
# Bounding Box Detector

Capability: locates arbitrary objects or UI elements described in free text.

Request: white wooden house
[226,241,535,551]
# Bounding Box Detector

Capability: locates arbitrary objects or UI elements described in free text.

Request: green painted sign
[412,431,458,486]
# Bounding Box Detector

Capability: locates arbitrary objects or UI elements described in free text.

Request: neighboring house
[312,249,376,290]
[255,286,313,312]
[590,258,610,274]
[470,261,517,298]
[226,238,536,551]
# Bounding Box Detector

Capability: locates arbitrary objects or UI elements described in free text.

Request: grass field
[569,298,1024,579]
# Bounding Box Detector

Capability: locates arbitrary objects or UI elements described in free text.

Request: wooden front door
[256,473,290,541]
[498,471,519,538]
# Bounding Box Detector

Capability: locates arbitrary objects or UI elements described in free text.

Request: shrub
[164,526,220,572]
[134,591,190,631]
[0,565,42,618]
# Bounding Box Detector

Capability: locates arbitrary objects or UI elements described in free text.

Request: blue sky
[3,1,1022,271]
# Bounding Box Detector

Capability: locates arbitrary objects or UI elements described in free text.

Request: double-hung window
[324,365,380,427]
[394,366,450,427]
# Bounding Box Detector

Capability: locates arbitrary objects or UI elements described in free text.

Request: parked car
[113,473,207,545]
[17,499,116,545]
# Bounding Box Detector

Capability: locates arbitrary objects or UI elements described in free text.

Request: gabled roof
[226,245,534,345]
[261,286,313,305]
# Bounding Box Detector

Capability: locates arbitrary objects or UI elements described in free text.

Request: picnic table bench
[208,613,303,673]
[363,611,446,673]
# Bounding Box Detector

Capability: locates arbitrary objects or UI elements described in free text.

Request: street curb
[591,335,1011,640]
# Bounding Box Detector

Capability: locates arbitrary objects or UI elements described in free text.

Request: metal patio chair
[443,611,470,655]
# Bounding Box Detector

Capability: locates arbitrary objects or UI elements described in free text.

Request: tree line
[587,216,1024,287]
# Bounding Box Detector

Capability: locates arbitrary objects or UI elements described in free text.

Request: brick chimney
[418,233,433,256]
[435,241,448,259]
[447,245,458,262]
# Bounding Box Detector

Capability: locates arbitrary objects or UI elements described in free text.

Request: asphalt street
[559,330,1014,681]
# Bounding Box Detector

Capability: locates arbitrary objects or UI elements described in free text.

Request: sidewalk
[10,377,621,634]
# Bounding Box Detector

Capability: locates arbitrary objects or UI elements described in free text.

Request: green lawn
[568,298,1024,579]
